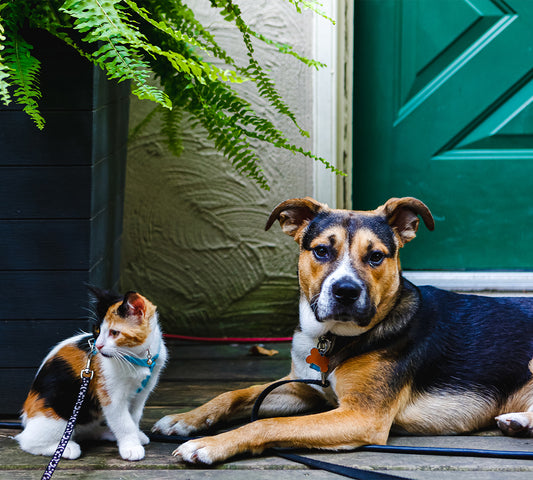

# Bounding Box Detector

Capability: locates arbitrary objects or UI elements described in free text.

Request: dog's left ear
[379,197,435,246]
[265,197,325,241]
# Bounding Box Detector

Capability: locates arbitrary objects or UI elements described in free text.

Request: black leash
[250,377,411,479]
[148,431,533,460]
[247,377,533,479]
[41,338,97,480]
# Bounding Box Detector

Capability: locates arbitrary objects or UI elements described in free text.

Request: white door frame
[312,0,353,209]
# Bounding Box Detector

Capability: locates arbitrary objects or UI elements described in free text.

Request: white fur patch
[315,253,368,320]
[395,390,498,434]
[16,415,81,459]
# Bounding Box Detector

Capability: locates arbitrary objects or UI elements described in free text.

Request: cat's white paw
[153,415,196,436]
[138,430,150,445]
[62,441,82,460]
[119,442,145,461]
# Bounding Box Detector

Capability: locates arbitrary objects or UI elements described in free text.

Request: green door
[353,0,533,270]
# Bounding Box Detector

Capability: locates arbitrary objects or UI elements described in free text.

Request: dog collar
[123,349,159,393]
[305,334,336,385]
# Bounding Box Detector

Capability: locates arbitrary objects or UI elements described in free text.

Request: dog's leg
[497,374,533,438]
[153,376,326,436]
[172,356,409,464]
[173,402,395,464]
[496,411,533,437]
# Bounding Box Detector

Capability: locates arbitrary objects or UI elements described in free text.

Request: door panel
[353,0,533,269]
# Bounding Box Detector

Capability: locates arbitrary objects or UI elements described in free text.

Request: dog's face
[266,197,434,335]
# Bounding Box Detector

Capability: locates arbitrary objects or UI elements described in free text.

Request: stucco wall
[121,0,317,336]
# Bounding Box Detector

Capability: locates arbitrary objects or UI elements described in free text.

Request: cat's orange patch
[22,391,60,419]
[105,298,156,348]
[56,343,110,407]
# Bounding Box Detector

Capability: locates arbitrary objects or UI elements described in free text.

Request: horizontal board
[92,102,130,163]
[0,166,91,218]
[0,220,89,270]
[0,368,36,415]
[0,111,94,166]
[162,357,290,382]
[0,30,131,113]
[0,271,91,319]
[0,320,89,369]
[0,106,128,168]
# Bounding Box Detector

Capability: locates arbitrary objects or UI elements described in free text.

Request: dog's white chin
[299,297,371,337]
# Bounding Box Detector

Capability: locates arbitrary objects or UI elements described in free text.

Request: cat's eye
[109,329,120,338]
[94,326,100,335]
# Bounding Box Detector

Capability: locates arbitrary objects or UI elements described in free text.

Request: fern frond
[60,0,172,109]
[248,30,325,70]
[0,12,11,105]
[160,105,183,156]
[286,0,335,24]
[124,0,245,84]
[2,36,44,128]
[211,0,310,138]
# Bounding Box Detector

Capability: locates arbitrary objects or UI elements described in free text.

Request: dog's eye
[313,246,330,260]
[368,251,385,266]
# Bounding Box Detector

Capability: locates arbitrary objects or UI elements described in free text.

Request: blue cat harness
[123,349,159,393]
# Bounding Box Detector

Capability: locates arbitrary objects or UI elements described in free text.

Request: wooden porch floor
[1,340,533,479]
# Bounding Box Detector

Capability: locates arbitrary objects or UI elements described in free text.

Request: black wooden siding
[0,30,129,415]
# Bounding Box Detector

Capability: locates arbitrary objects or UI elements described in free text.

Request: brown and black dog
[153,197,533,464]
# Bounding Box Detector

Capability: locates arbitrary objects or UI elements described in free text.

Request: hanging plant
[0,0,342,189]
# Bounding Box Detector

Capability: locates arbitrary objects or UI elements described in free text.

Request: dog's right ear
[265,197,325,240]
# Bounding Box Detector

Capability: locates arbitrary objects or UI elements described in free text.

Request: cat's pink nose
[96,343,104,351]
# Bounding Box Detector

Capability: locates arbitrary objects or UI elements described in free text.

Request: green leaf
[0,14,12,105]
[60,0,172,109]
[2,35,44,128]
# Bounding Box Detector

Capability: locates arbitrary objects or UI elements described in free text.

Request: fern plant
[0,0,342,189]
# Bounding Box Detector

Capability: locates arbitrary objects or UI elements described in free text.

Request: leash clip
[81,338,96,380]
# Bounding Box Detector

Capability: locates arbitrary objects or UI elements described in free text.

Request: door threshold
[403,271,533,294]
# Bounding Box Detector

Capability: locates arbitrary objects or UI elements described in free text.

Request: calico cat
[16,288,167,461]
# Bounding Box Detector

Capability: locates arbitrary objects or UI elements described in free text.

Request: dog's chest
[291,331,338,406]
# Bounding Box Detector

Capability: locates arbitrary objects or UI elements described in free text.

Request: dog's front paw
[496,412,533,437]
[152,413,201,436]
[118,441,145,461]
[172,438,226,465]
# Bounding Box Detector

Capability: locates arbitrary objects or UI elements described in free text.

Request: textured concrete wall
[121,0,316,336]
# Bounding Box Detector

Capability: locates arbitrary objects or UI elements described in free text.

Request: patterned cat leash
[41,338,97,480]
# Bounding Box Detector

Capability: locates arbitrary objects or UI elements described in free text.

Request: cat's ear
[117,291,146,321]
[87,285,122,321]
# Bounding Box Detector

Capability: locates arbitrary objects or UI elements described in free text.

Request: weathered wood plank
[164,341,292,360]
[161,357,290,382]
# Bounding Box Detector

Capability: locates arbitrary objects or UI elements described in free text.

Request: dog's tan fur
[153,197,533,464]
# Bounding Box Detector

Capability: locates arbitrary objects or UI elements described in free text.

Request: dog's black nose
[332,280,362,304]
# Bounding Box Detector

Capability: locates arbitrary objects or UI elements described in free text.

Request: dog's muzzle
[332,279,362,305]
[315,277,376,326]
